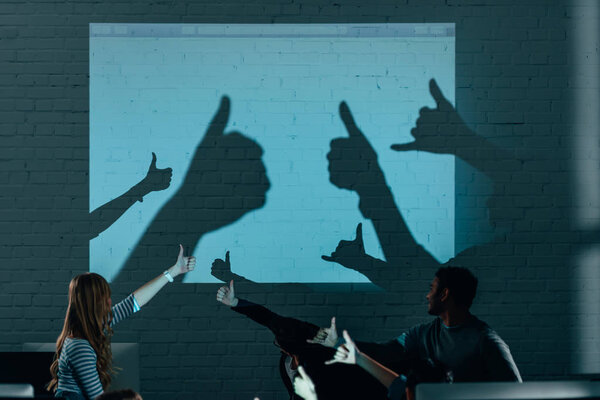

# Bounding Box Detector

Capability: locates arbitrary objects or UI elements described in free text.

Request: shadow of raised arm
[89,152,172,240]
[113,96,270,284]
[324,101,439,287]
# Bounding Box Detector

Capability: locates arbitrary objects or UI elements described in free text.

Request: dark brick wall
[1,1,595,399]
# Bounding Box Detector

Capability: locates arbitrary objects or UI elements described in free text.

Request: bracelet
[163,270,174,283]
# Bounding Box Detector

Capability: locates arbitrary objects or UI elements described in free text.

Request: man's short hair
[435,266,478,309]
[96,389,140,400]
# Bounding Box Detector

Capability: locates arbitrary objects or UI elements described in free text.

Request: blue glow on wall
[90,23,455,283]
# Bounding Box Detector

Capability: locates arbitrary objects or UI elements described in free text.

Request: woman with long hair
[48,245,195,400]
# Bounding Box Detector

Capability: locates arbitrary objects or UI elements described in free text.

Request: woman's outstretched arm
[133,244,196,307]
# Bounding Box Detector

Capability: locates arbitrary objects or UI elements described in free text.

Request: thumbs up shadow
[89,152,173,240]
[113,96,270,284]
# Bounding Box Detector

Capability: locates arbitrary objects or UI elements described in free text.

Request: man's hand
[322,223,366,270]
[293,365,318,400]
[307,317,338,348]
[169,244,195,278]
[327,102,385,194]
[325,330,358,365]
[211,251,232,281]
[391,79,471,155]
[216,279,238,307]
[138,152,173,197]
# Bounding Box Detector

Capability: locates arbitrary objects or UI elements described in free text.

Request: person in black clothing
[216,280,387,400]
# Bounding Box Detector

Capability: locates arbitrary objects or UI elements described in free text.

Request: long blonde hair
[48,273,114,392]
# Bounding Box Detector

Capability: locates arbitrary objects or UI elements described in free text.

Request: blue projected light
[90,23,455,283]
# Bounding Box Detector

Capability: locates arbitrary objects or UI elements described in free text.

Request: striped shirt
[55,294,140,399]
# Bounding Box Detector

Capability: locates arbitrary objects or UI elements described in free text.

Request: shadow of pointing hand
[322,223,367,271]
[391,79,473,156]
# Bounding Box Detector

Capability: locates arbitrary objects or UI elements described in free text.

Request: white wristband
[163,270,174,283]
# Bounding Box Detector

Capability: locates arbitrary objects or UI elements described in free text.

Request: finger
[390,142,419,152]
[342,329,354,346]
[225,250,230,264]
[429,79,446,108]
[203,96,230,141]
[178,244,184,259]
[297,365,310,381]
[339,101,363,139]
[150,152,157,170]
[306,339,319,344]
[324,359,338,365]
[229,279,234,292]
[331,316,336,331]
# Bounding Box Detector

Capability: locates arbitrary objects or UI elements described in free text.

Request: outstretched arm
[90,152,173,239]
[133,244,195,307]
[216,280,321,342]
[326,330,400,389]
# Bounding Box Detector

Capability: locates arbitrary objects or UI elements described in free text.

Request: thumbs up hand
[171,244,196,277]
[139,152,173,195]
[322,223,366,270]
[325,330,359,365]
[307,317,338,348]
[327,102,385,195]
[216,279,238,307]
[391,79,471,155]
[211,251,233,282]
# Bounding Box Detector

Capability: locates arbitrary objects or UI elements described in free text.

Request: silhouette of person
[89,152,172,240]
[114,96,270,284]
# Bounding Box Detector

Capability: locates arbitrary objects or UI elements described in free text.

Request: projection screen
[90,23,455,284]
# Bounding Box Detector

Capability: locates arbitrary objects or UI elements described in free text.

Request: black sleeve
[231,299,320,344]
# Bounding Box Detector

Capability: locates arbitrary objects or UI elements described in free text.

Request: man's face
[426,277,444,315]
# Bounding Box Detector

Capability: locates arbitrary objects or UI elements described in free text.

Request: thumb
[150,152,157,170]
[178,244,184,259]
[225,250,230,264]
[355,223,363,243]
[330,316,336,331]
[229,279,234,292]
[339,101,364,139]
[297,365,309,381]
[203,96,230,141]
[429,79,446,109]
[391,142,419,152]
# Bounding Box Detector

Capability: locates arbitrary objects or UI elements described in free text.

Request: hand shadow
[89,152,172,240]
[323,101,438,291]
[113,96,270,284]
[323,84,522,290]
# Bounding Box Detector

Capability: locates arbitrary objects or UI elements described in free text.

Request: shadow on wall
[93,82,579,386]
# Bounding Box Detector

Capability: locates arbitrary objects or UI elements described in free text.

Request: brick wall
[1,1,596,399]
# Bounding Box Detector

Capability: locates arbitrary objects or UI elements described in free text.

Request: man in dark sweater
[316,266,522,399]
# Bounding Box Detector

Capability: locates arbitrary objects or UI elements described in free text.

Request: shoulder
[64,338,97,360]
[469,317,510,349]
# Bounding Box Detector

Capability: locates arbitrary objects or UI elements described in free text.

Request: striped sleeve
[67,340,104,399]
[110,293,140,327]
